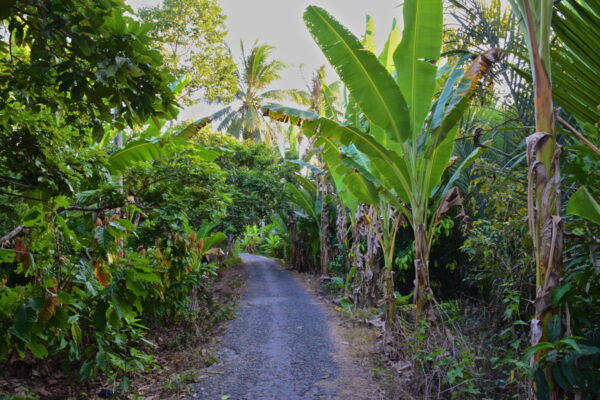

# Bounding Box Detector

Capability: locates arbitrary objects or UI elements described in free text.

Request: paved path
[191,255,339,400]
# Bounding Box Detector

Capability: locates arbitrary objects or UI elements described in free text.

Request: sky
[128,0,402,120]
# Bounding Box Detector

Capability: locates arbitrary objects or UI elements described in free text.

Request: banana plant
[510,0,563,397]
[105,76,220,175]
[265,0,496,320]
[107,117,220,174]
[286,174,324,260]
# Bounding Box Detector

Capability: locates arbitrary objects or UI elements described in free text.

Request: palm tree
[209,42,290,144]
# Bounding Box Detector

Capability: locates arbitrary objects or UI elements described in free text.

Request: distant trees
[138,0,238,104]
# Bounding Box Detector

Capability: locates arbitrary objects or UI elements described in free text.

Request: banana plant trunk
[414,222,433,321]
[352,205,381,308]
[364,205,382,307]
[518,1,563,397]
[336,200,349,272]
[319,176,331,276]
[351,206,366,306]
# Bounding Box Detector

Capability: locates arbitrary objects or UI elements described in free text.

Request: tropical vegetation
[1,0,599,398]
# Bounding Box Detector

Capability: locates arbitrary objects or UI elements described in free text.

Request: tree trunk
[414,222,433,321]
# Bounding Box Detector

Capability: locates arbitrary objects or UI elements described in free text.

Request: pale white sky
[128,0,401,120]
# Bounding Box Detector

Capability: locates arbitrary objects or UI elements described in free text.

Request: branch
[0,189,44,202]
[59,202,152,213]
[0,225,34,245]
[556,113,600,157]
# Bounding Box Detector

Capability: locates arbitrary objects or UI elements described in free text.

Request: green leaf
[559,359,582,389]
[11,304,38,343]
[524,342,554,362]
[108,138,218,173]
[0,249,16,263]
[342,170,380,206]
[379,19,401,72]
[431,50,500,146]
[551,283,571,306]
[551,363,571,391]
[93,302,109,333]
[203,232,227,251]
[314,118,413,204]
[71,321,82,344]
[26,341,48,359]
[547,315,561,342]
[394,0,443,139]
[533,367,550,400]
[567,186,600,226]
[79,361,94,381]
[287,184,318,223]
[174,116,212,140]
[135,272,162,284]
[304,6,410,142]
[108,138,175,173]
[22,208,43,226]
[422,126,457,196]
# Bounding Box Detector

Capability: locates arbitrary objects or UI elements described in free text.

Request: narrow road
[191,255,340,400]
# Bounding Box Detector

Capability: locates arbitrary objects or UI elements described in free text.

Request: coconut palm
[208,42,291,144]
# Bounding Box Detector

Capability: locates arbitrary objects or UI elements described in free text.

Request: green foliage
[138,0,238,104]
[238,224,285,259]
[0,22,235,385]
[0,186,228,383]
[0,0,176,163]
[195,131,296,234]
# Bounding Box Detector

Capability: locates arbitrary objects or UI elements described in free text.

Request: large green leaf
[304,6,410,142]
[430,50,500,147]
[174,117,212,140]
[319,138,360,212]
[421,126,457,196]
[287,183,318,222]
[10,303,38,343]
[342,170,380,206]
[262,104,319,127]
[203,232,227,251]
[567,186,600,226]
[436,146,484,200]
[394,0,443,139]
[362,15,377,53]
[108,138,219,174]
[314,118,413,204]
[379,19,401,73]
